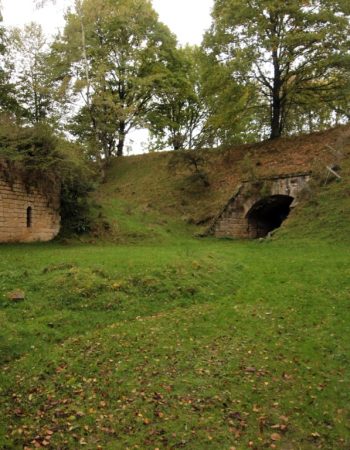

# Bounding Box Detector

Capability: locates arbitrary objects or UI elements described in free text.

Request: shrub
[0,115,97,235]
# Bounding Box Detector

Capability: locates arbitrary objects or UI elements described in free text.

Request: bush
[0,115,97,235]
[168,149,210,189]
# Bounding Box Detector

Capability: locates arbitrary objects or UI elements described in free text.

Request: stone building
[0,164,60,243]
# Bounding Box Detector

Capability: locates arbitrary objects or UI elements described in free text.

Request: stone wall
[209,173,311,239]
[0,174,60,243]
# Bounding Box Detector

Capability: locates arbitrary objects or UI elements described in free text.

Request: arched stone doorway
[246,195,294,238]
[208,172,310,239]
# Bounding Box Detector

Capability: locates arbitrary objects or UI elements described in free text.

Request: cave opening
[246,195,294,238]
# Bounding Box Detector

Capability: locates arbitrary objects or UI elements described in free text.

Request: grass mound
[88,124,350,244]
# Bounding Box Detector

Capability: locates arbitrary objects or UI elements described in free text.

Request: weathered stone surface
[0,173,60,243]
[208,173,311,239]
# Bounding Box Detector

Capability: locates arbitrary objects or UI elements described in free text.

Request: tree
[0,10,17,114]
[9,23,58,124]
[199,49,261,146]
[54,0,177,160]
[147,46,208,151]
[204,0,350,140]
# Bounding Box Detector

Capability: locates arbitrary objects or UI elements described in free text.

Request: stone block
[0,172,60,243]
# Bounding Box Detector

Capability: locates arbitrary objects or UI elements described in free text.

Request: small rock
[7,290,25,302]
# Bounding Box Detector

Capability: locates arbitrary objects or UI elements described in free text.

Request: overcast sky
[2,0,214,45]
[1,0,214,153]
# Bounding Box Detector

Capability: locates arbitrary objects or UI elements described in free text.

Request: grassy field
[1,134,350,449]
[1,235,350,449]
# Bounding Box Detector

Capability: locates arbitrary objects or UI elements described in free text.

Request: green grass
[91,125,350,243]
[0,237,349,449]
[1,138,350,449]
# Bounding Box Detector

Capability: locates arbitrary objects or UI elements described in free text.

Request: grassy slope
[1,127,350,449]
[279,152,350,243]
[92,124,350,242]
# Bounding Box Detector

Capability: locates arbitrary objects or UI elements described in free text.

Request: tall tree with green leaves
[147,46,208,151]
[9,23,58,124]
[204,0,350,140]
[0,9,17,114]
[54,0,177,160]
[200,49,261,146]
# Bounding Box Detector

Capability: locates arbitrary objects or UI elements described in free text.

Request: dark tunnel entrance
[246,195,294,238]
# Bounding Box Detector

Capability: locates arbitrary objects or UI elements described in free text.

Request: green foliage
[50,144,97,236]
[147,46,208,150]
[54,0,178,159]
[0,117,64,178]
[59,170,96,236]
[0,116,96,234]
[199,49,260,146]
[0,19,18,114]
[204,0,350,139]
[168,149,210,190]
[9,23,59,125]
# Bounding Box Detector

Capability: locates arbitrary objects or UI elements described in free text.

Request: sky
[1,0,214,153]
[2,0,214,45]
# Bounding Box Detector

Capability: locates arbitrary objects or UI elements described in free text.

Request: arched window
[26,207,32,228]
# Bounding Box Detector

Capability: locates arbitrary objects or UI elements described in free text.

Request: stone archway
[246,195,294,238]
[208,172,311,239]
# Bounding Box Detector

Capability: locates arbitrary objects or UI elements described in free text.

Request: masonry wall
[212,188,250,239]
[211,174,311,239]
[0,176,60,243]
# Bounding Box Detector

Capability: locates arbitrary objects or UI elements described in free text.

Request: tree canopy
[53,0,178,160]
[204,0,350,140]
[0,12,17,114]
[9,23,59,125]
[0,0,349,161]
[147,46,208,151]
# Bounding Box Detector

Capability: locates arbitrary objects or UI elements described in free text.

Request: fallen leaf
[271,433,281,441]
[311,432,321,439]
[279,415,289,422]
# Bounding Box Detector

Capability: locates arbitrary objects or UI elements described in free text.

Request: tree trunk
[34,89,39,123]
[270,94,282,139]
[117,121,126,157]
[172,132,184,150]
[270,43,283,139]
